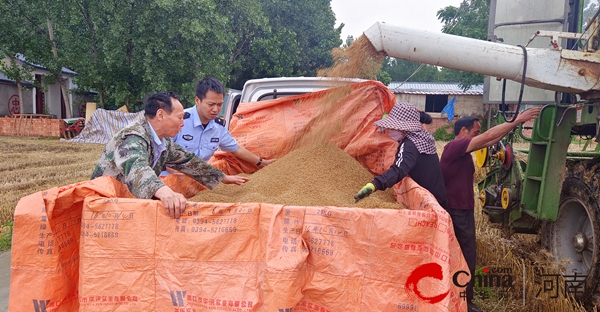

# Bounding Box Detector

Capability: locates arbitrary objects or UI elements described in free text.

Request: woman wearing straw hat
[354,102,447,209]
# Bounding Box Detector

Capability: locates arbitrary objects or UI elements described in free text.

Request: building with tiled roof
[0,54,85,118]
[388,82,483,95]
[388,82,484,118]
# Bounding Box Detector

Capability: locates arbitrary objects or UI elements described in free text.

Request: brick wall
[0,116,65,138]
[426,117,453,135]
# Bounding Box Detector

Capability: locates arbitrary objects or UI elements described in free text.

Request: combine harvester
[363,0,600,302]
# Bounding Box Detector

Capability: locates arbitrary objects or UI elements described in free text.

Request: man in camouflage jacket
[92,91,248,218]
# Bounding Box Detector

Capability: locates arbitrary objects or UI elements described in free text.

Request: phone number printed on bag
[398,302,418,311]
[81,222,120,230]
[81,231,119,239]
[178,225,238,234]
[303,236,336,257]
[304,244,335,256]
[181,217,238,225]
[80,222,120,239]
[80,209,133,240]
[176,215,239,234]
[56,233,74,252]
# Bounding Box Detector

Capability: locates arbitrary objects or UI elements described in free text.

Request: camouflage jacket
[91,115,225,199]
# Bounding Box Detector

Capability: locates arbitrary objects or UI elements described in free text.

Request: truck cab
[220,77,365,128]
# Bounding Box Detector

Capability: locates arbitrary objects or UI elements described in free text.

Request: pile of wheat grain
[191,143,403,209]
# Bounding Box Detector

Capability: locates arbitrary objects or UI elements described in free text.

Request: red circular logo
[8,94,20,116]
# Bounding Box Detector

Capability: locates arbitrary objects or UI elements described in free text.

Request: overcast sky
[331,0,464,41]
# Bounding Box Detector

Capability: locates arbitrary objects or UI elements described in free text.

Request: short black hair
[454,116,480,135]
[419,111,432,124]
[144,91,180,118]
[196,77,225,101]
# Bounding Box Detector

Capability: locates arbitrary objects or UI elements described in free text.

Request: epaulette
[184,112,191,119]
[214,116,226,126]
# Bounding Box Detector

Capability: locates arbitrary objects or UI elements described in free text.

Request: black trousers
[445,208,476,303]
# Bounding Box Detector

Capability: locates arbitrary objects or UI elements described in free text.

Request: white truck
[220,77,365,128]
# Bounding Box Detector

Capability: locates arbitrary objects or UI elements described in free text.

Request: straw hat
[373,102,422,132]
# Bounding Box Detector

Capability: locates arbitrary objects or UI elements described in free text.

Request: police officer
[163,77,275,176]
[92,91,249,219]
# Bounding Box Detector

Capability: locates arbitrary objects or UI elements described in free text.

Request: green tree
[344,34,354,48]
[228,0,342,89]
[52,0,265,110]
[376,69,392,86]
[221,0,269,89]
[0,0,266,111]
[0,0,57,114]
[0,0,120,118]
[55,0,114,108]
[436,0,489,89]
[44,0,75,118]
[1,0,340,109]
[381,57,441,82]
[62,0,213,109]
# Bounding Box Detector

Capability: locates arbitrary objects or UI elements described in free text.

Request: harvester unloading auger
[364,21,600,300]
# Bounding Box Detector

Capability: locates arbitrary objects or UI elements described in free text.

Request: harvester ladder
[520,104,573,221]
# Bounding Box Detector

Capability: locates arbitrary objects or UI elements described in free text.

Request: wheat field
[0,136,105,225]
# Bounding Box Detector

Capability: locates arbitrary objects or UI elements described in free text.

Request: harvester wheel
[501,188,512,209]
[475,147,488,168]
[542,177,600,301]
[478,189,486,207]
[502,143,513,170]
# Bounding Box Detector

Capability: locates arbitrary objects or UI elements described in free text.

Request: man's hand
[467,106,543,153]
[222,175,250,185]
[354,183,376,203]
[515,107,541,124]
[154,186,187,219]
[260,158,276,167]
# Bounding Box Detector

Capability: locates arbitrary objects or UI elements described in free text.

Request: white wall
[45,83,62,117]
[0,82,34,116]
[395,93,484,117]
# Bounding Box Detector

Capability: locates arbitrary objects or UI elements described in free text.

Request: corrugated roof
[0,70,89,92]
[0,55,76,84]
[0,72,10,82]
[5,54,77,75]
[0,72,33,86]
[388,82,483,95]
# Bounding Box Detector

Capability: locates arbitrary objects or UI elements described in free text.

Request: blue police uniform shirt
[174,106,239,162]
[159,106,239,177]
